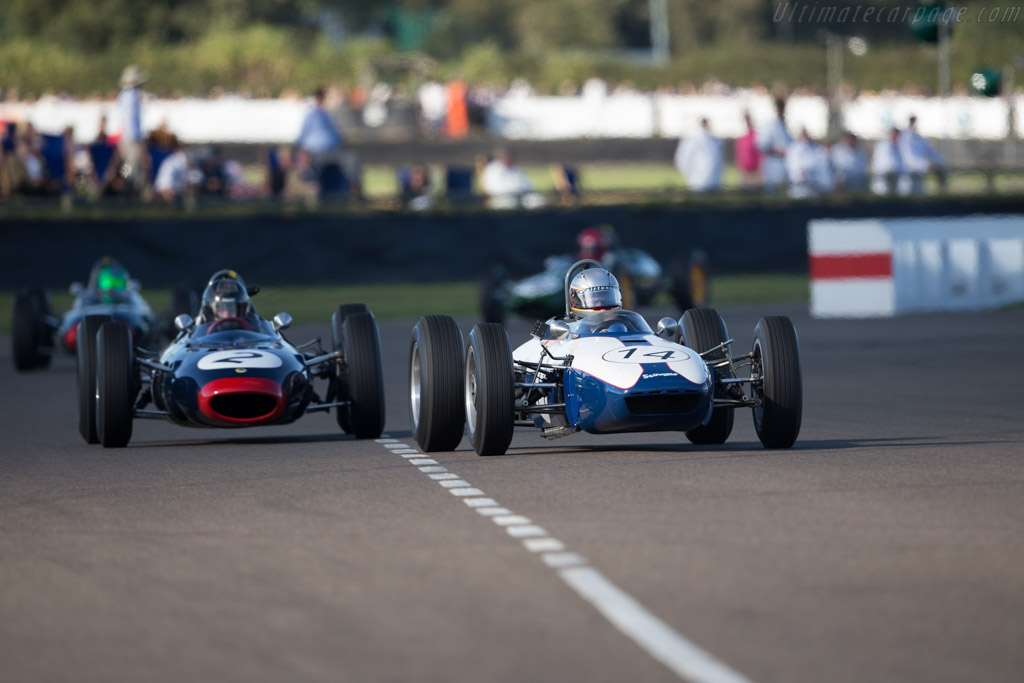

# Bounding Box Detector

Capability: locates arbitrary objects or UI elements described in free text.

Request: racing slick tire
[339,311,385,439]
[28,288,54,368]
[96,321,135,448]
[76,314,112,444]
[672,249,711,312]
[409,316,465,452]
[752,316,802,449]
[614,269,637,311]
[682,307,734,445]
[12,291,40,371]
[465,323,515,456]
[331,303,371,433]
[480,266,506,325]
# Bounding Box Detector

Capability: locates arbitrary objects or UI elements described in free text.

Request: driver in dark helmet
[198,274,259,330]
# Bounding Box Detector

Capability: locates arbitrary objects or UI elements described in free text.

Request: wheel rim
[409,341,421,430]
[465,346,478,436]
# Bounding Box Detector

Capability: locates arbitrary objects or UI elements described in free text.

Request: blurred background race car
[11,256,194,371]
[480,225,710,325]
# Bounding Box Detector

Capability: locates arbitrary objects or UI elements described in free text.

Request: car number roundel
[601,346,690,364]
[197,350,283,370]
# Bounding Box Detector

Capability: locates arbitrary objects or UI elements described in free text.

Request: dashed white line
[463,497,498,507]
[449,487,484,497]
[505,524,548,538]
[376,438,754,683]
[491,515,532,526]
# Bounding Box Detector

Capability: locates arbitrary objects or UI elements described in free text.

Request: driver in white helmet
[568,268,622,318]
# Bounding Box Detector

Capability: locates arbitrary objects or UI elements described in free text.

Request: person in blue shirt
[295,87,343,182]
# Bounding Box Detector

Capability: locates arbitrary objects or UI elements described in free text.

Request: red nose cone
[63,325,78,352]
[198,377,286,426]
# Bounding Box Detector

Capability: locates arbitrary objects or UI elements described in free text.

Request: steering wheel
[207,317,253,333]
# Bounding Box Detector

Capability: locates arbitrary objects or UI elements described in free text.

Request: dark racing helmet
[200,276,254,322]
[568,268,622,317]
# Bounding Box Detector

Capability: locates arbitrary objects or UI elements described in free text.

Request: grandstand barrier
[809,215,1024,318]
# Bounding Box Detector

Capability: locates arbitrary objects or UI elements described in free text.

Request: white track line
[376,438,753,683]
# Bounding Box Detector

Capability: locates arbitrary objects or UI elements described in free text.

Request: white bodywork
[513,334,708,390]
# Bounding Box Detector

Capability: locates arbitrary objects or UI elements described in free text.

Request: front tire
[96,322,135,448]
[331,303,371,433]
[465,324,514,456]
[409,316,465,452]
[752,316,802,449]
[682,307,734,445]
[339,311,385,439]
[77,315,112,443]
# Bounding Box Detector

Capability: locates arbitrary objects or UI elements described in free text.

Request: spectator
[480,147,544,209]
[198,146,229,196]
[785,128,822,198]
[418,81,447,135]
[871,127,907,196]
[116,64,148,196]
[153,138,193,203]
[283,149,320,202]
[445,80,469,139]
[831,131,869,193]
[899,115,945,195]
[295,87,344,180]
[735,111,761,187]
[674,117,724,192]
[400,162,433,211]
[757,97,791,192]
[1,136,47,197]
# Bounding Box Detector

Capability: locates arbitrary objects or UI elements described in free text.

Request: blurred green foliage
[0,0,1021,96]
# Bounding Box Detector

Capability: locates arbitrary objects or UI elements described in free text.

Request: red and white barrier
[809,216,1024,318]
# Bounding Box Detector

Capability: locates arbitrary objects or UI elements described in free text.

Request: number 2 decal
[601,346,689,363]
[197,349,283,370]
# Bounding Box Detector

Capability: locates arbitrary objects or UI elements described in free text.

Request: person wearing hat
[117,65,148,196]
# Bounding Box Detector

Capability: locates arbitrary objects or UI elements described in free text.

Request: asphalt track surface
[2,304,1023,683]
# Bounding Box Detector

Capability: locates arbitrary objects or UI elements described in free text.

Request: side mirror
[174,313,194,332]
[128,279,142,292]
[656,317,681,342]
[272,312,292,332]
[69,282,84,296]
[548,319,572,340]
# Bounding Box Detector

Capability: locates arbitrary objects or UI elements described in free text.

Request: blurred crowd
[0,68,953,206]
[674,97,946,197]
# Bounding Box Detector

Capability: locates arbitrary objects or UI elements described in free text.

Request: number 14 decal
[601,346,689,363]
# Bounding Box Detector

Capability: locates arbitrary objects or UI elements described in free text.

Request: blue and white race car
[410,259,802,456]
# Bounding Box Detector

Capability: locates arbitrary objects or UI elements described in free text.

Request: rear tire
[12,292,39,371]
[339,311,385,439]
[409,316,465,451]
[331,304,371,433]
[77,315,112,443]
[465,323,515,456]
[682,307,734,445]
[480,267,506,325]
[752,316,802,449]
[96,322,135,448]
[672,249,711,312]
[28,288,54,368]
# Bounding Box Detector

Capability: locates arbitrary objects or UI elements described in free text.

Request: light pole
[822,31,868,138]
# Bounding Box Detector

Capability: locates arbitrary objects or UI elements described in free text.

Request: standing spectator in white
[757,97,792,192]
[116,65,147,196]
[480,147,545,209]
[674,118,723,192]
[871,127,908,196]
[153,138,195,203]
[899,115,945,195]
[784,128,822,198]
[831,132,869,192]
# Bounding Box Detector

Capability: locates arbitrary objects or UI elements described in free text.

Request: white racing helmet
[568,268,622,317]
